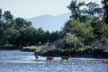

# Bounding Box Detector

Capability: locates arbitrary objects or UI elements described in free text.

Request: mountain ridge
[29,13,70,32]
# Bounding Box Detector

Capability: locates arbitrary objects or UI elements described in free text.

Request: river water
[0,50,108,72]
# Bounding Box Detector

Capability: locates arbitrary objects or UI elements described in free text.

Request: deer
[46,57,53,61]
[46,56,54,63]
[61,50,70,62]
[34,52,39,61]
[61,56,69,62]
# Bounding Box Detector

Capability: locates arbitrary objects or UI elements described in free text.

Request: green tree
[64,33,82,49]
[15,18,31,29]
[64,19,94,42]
[102,0,108,24]
[0,9,2,19]
[3,11,13,24]
[86,2,101,18]
[68,0,85,20]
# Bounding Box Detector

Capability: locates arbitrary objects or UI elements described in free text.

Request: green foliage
[68,0,85,20]
[63,0,108,51]
[64,19,94,41]
[15,18,32,29]
[0,9,63,47]
[64,33,82,48]
[86,2,102,18]
[0,9,2,19]
[3,11,13,24]
[102,0,108,24]
[68,0,102,22]
[100,24,108,40]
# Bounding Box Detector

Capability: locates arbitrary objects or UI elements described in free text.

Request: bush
[41,49,64,57]
[91,48,108,58]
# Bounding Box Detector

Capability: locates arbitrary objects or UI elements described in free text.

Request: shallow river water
[0,50,108,72]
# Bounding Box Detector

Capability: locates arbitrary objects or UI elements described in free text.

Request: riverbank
[38,48,108,59]
[0,45,37,51]
[0,45,21,50]
[0,45,108,59]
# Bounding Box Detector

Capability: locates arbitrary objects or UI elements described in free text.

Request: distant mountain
[29,13,70,32]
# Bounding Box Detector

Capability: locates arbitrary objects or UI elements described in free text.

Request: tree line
[0,9,63,47]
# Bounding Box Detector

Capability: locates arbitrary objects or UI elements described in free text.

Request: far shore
[0,45,108,59]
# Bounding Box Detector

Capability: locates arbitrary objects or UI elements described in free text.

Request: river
[0,50,108,72]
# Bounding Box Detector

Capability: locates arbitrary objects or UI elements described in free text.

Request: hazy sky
[0,0,102,18]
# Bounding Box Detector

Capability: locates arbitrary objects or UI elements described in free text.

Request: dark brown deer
[34,52,39,61]
[61,56,69,62]
[61,50,70,62]
[46,57,54,62]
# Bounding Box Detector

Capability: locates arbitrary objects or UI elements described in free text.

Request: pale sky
[0,0,102,18]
